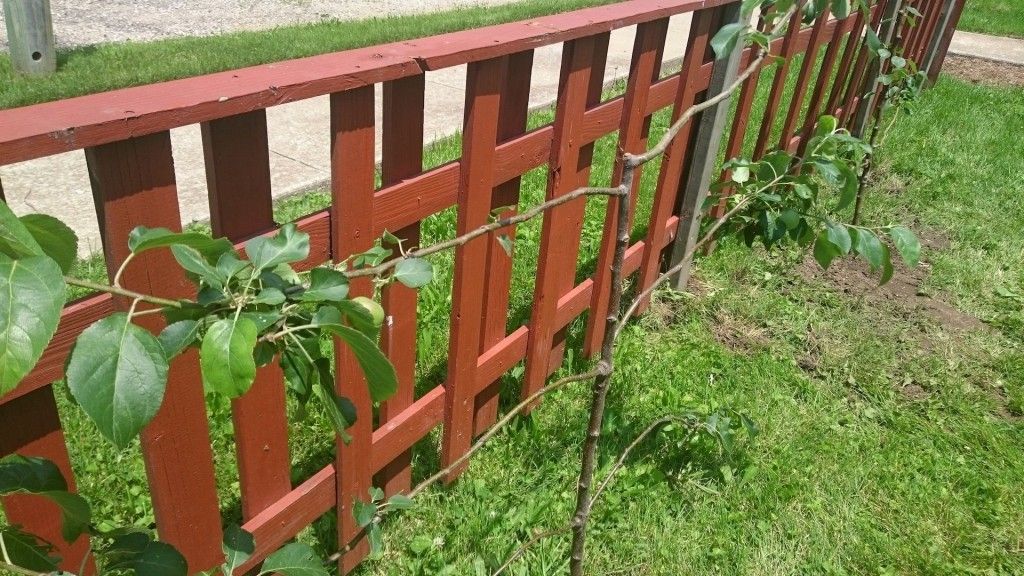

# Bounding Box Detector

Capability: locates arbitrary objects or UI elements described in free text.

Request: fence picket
[779,8,831,152]
[0,387,92,574]
[329,86,377,573]
[753,7,804,158]
[635,9,714,310]
[85,132,224,571]
[377,74,426,497]
[584,18,669,358]
[442,56,508,481]
[476,49,535,435]
[201,109,293,522]
[522,33,611,403]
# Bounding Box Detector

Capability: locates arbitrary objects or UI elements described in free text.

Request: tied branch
[321,6,796,572]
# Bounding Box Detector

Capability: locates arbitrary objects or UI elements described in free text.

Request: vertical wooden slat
[521,32,610,404]
[710,14,769,222]
[201,109,292,522]
[753,7,804,158]
[796,13,847,157]
[475,50,534,435]
[666,2,745,291]
[330,86,376,573]
[778,8,831,152]
[924,0,966,82]
[851,0,904,135]
[584,19,669,358]
[85,132,224,571]
[825,8,868,115]
[840,0,892,129]
[0,387,92,575]
[442,56,507,481]
[377,74,425,497]
[915,0,946,62]
[634,10,714,312]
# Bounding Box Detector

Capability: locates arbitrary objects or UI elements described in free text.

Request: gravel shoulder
[0,0,522,48]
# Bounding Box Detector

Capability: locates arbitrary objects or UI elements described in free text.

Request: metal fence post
[665,1,744,291]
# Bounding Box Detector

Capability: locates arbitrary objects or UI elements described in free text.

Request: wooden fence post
[851,0,903,137]
[665,2,744,291]
[923,0,966,82]
[2,0,56,75]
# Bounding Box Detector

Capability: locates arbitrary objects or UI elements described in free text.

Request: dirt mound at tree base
[796,228,985,334]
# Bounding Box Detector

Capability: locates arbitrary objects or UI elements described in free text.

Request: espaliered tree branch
[343,186,627,279]
[319,5,807,572]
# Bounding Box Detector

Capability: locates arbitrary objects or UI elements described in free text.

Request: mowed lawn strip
[0,0,615,110]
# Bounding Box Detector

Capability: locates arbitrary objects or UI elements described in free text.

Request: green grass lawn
[958,0,1024,38]
[0,0,612,110]
[26,63,1024,575]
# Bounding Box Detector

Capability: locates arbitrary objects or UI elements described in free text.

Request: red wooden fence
[0,0,962,572]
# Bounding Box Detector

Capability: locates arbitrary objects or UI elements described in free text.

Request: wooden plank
[919,0,946,63]
[201,109,292,522]
[851,0,904,135]
[0,50,418,166]
[441,56,507,481]
[522,32,610,406]
[584,18,669,358]
[825,9,868,115]
[796,12,847,157]
[753,7,805,158]
[549,32,611,389]
[839,0,889,129]
[666,2,744,291]
[85,132,224,571]
[376,74,426,498]
[0,387,92,574]
[442,56,505,479]
[778,8,831,152]
[635,9,714,313]
[329,86,377,573]
[924,0,966,82]
[475,49,535,436]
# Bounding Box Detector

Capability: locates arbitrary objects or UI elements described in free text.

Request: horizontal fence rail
[0,0,960,573]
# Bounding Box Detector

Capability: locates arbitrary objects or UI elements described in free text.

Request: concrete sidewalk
[0,16,693,256]
[948,30,1024,66]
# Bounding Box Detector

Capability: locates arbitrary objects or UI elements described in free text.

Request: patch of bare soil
[709,311,771,355]
[797,228,985,334]
[942,55,1024,88]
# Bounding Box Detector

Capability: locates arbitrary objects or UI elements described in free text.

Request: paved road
[0,0,524,48]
